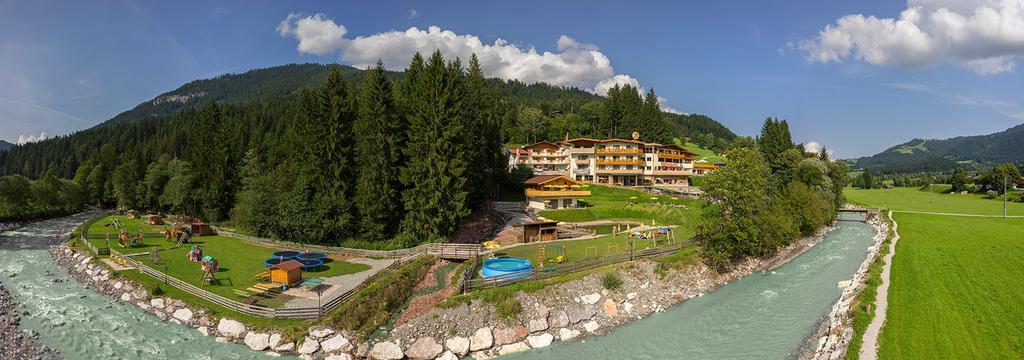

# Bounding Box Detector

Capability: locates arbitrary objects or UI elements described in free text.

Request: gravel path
[859,211,900,360]
[893,210,1024,218]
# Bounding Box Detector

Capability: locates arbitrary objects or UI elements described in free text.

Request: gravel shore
[0,282,60,360]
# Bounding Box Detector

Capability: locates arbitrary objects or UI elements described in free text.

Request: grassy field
[845,186,1024,216]
[135,234,370,306]
[85,215,174,254]
[878,213,1024,359]
[538,185,704,227]
[673,138,727,163]
[843,188,1024,358]
[498,230,688,267]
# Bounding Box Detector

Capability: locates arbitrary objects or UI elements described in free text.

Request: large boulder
[437,351,459,360]
[320,334,353,353]
[526,333,554,348]
[558,328,581,341]
[492,326,528,346]
[583,321,600,333]
[548,310,569,328]
[297,337,320,354]
[528,318,548,333]
[244,332,270,351]
[325,354,353,360]
[150,298,165,309]
[217,318,247,338]
[273,342,295,352]
[268,333,282,349]
[602,298,618,317]
[405,337,443,360]
[498,342,530,355]
[469,327,493,351]
[172,308,193,323]
[567,306,595,324]
[370,341,403,360]
[444,336,470,356]
[310,327,336,339]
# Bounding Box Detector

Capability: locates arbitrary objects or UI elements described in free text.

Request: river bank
[0,283,59,360]
[46,212,868,360]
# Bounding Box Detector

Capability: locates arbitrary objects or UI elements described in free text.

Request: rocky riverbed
[0,282,60,360]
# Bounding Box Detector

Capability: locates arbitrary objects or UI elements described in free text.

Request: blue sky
[2,1,1023,158]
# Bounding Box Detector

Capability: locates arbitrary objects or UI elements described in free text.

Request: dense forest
[852,123,1024,174]
[0,54,737,245]
[698,118,850,270]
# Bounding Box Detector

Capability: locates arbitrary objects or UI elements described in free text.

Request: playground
[86,214,372,308]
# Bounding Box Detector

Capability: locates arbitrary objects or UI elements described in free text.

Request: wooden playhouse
[190,222,213,236]
[145,214,164,225]
[269,260,303,287]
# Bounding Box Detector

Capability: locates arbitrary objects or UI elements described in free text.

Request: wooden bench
[232,289,251,298]
[241,297,258,305]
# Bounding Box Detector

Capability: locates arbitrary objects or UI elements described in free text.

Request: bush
[495,297,522,320]
[601,271,623,291]
[152,284,165,296]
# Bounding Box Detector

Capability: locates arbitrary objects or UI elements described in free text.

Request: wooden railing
[463,239,693,292]
[596,159,643,165]
[525,189,592,197]
[213,228,481,260]
[596,148,642,155]
[656,152,692,160]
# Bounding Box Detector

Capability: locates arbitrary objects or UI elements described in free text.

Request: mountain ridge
[853,123,1024,173]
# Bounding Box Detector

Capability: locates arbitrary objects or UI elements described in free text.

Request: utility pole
[1004,172,1008,219]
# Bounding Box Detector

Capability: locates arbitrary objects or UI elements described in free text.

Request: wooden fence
[214,227,481,260]
[463,239,694,292]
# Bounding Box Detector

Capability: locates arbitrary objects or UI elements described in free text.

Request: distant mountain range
[0,140,14,151]
[853,123,1024,173]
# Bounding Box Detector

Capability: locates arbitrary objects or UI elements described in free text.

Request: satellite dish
[631,131,640,140]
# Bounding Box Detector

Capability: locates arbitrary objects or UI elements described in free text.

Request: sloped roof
[272,259,303,272]
[524,175,583,186]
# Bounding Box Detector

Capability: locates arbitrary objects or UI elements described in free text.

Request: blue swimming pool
[482,257,532,278]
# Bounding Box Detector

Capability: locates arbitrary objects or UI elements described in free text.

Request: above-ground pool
[272,250,300,259]
[297,252,327,260]
[263,257,283,267]
[297,259,324,270]
[482,257,533,278]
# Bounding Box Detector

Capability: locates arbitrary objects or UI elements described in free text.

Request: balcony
[596,159,643,165]
[595,167,643,174]
[652,169,692,176]
[568,147,595,154]
[596,148,642,155]
[656,152,692,160]
[525,189,592,197]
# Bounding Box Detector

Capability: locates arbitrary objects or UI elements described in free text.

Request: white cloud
[17,132,47,145]
[800,0,1024,74]
[276,13,684,113]
[408,9,419,19]
[803,141,835,158]
[276,13,349,56]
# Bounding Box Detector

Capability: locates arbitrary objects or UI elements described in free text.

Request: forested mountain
[0,57,737,246]
[853,123,1024,173]
[0,140,13,151]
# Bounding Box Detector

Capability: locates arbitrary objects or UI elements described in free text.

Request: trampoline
[481,257,532,278]
[297,252,327,261]
[262,257,283,267]
[272,250,300,259]
[297,259,324,270]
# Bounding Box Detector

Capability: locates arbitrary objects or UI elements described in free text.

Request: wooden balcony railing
[656,152,692,160]
[596,148,642,155]
[525,189,592,197]
[596,159,643,165]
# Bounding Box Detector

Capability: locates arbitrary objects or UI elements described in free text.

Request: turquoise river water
[1,212,873,360]
[504,212,874,360]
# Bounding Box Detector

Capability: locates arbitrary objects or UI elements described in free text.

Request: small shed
[269,260,303,286]
[514,221,559,243]
[145,214,164,225]
[191,222,213,236]
[127,210,141,219]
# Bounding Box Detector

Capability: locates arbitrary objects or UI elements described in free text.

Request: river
[504,212,875,360]
[0,212,284,360]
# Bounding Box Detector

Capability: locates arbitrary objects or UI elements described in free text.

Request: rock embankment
[0,282,59,360]
[802,210,888,360]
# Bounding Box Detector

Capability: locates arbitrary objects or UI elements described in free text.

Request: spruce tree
[463,53,502,204]
[354,60,404,242]
[400,51,471,241]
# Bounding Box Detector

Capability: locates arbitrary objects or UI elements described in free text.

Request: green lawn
[85,215,175,254]
[845,186,1024,216]
[843,188,1024,358]
[878,213,1024,359]
[673,138,727,163]
[538,184,704,227]
[135,235,370,307]
[498,230,688,267]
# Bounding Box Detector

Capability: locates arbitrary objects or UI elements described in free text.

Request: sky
[1,0,1023,158]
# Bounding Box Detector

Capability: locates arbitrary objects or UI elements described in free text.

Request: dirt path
[859,211,900,360]
[893,210,1024,218]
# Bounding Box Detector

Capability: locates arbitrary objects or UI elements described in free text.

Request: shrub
[495,297,522,320]
[601,271,623,291]
[152,284,165,296]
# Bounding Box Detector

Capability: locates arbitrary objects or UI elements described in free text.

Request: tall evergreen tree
[462,53,502,205]
[354,60,405,242]
[401,51,471,241]
[189,101,233,221]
